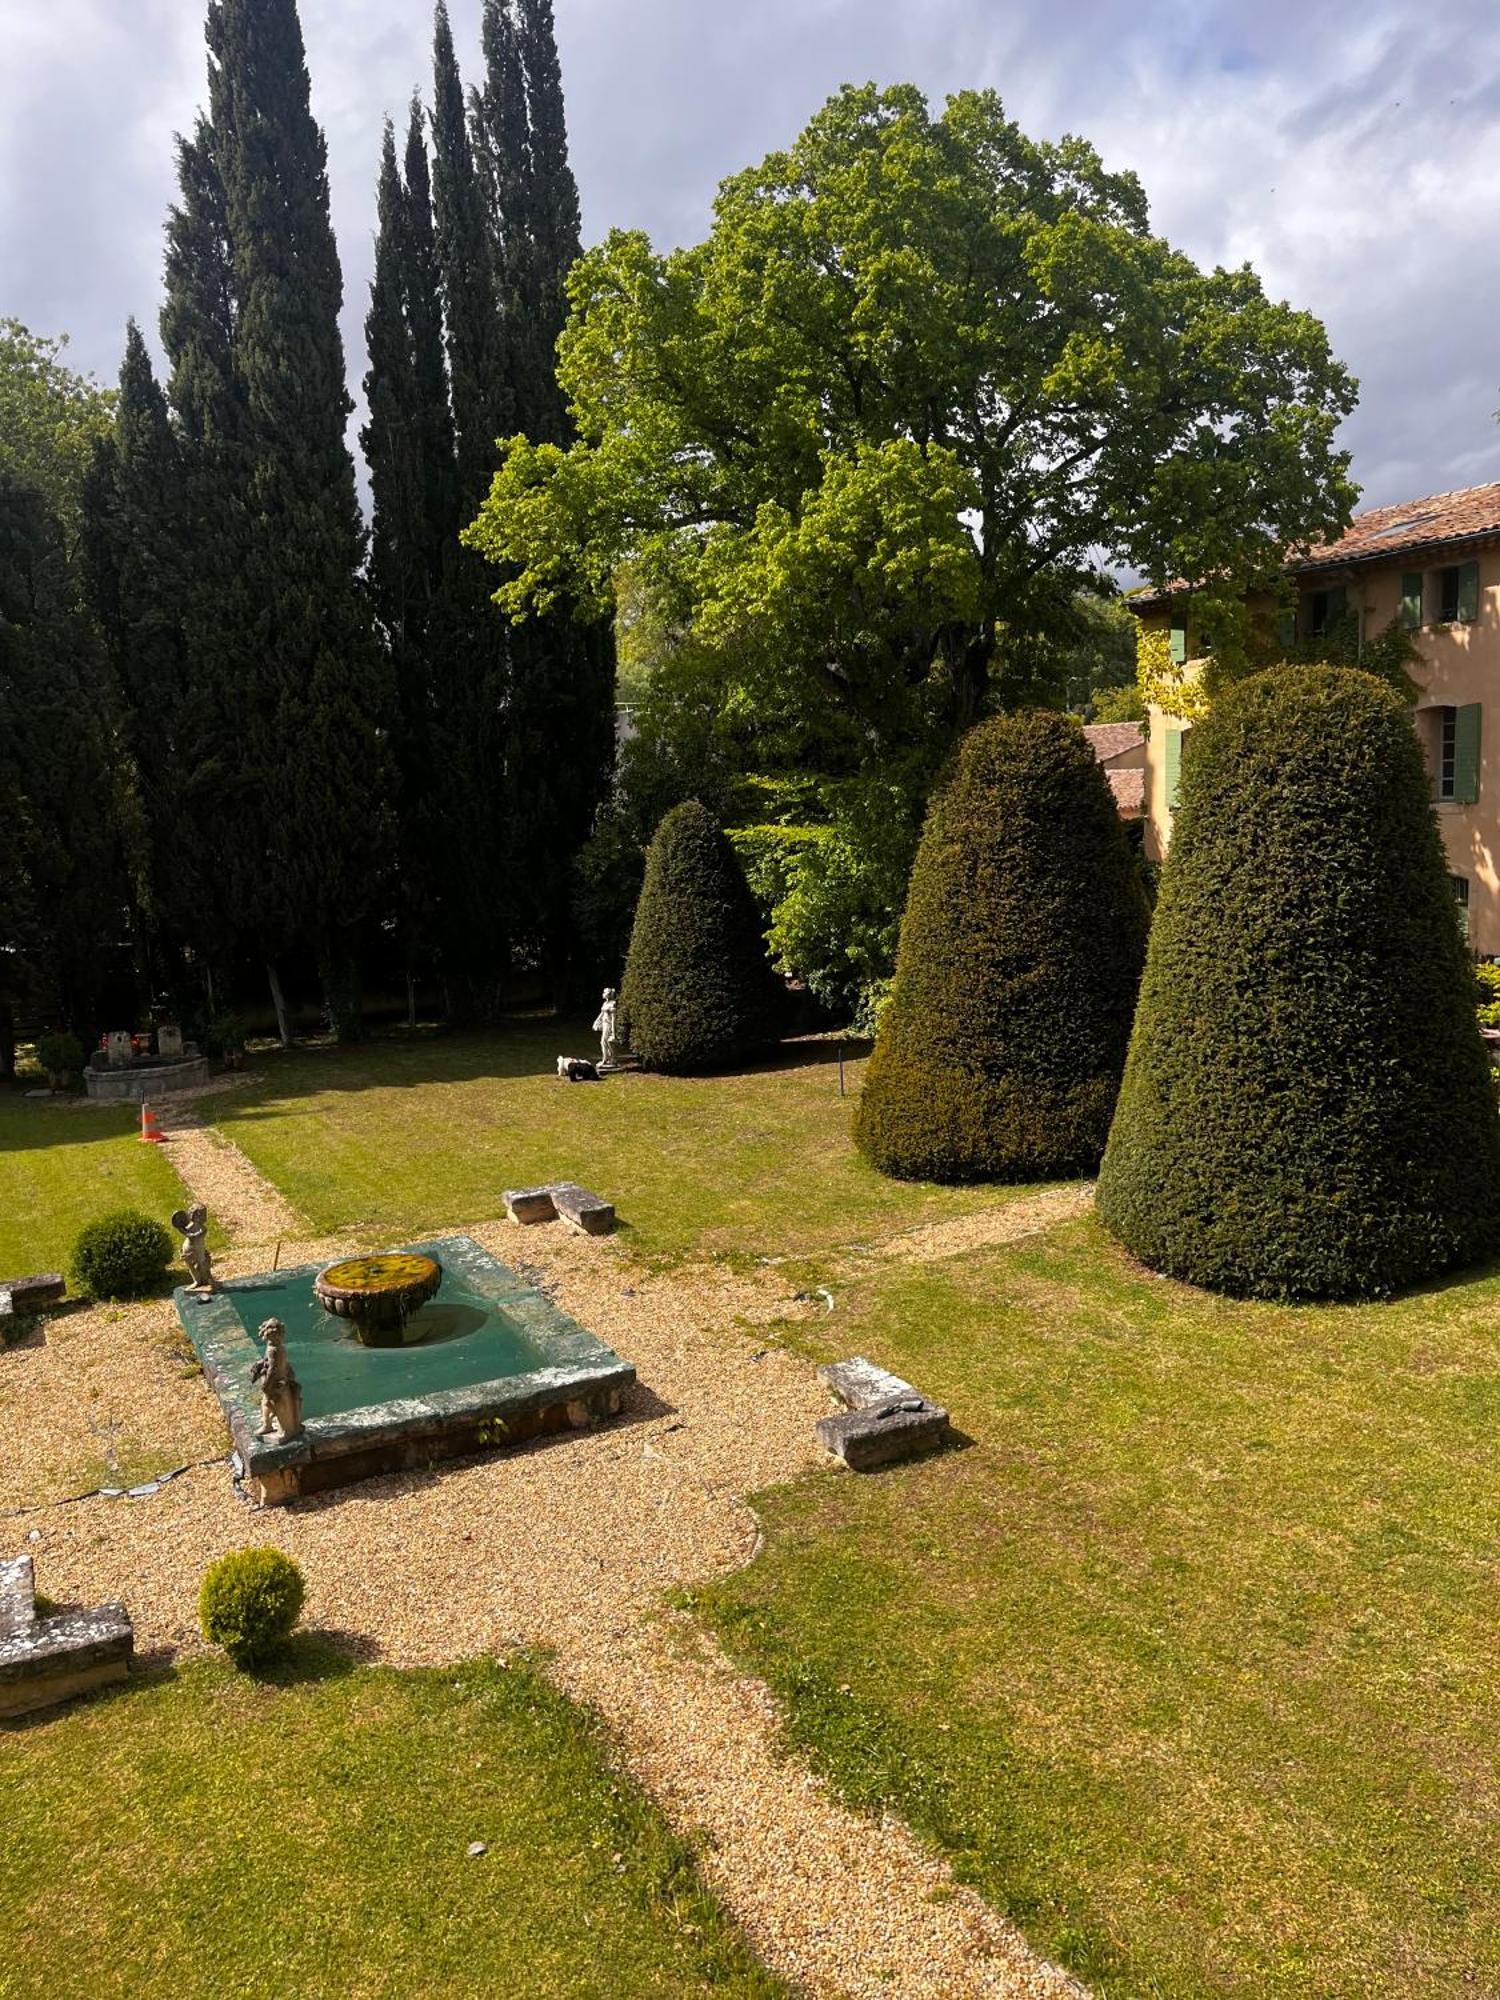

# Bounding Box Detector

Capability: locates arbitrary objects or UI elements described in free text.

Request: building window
[1452,875,1470,941]
[1435,560,1480,623]
[1305,585,1347,638]
[1439,706,1458,799]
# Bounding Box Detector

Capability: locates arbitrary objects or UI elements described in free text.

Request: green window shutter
[1276,608,1297,651]
[1400,573,1423,629]
[1169,624,1187,665]
[1458,560,1480,623]
[1454,703,1482,804]
[1327,585,1347,625]
[1164,727,1184,810]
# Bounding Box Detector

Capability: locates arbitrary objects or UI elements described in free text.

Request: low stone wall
[83,1055,210,1104]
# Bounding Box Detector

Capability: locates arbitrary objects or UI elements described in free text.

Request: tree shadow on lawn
[209,1022,866,1112]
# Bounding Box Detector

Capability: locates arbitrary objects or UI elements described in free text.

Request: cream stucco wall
[1138,544,1500,949]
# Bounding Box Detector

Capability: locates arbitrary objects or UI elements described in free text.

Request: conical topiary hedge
[619,799,782,1072]
[1097,664,1500,1300]
[855,711,1150,1182]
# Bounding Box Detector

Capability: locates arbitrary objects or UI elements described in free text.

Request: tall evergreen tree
[82,322,235,1007]
[473,0,614,983]
[422,4,515,1011]
[199,0,394,1038]
[0,473,128,1046]
[362,106,459,1013]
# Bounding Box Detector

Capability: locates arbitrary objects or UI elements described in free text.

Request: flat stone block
[817,1399,950,1472]
[551,1183,615,1236]
[0,1556,34,1639]
[504,1187,557,1225]
[1,1273,65,1313]
[0,1602,133,1720]
[819,1355,918,1412]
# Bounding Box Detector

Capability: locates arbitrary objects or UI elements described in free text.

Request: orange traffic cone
[140,1102,165,1144]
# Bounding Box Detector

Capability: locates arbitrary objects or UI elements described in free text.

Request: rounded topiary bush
[70,1209,174,1300]
[619,799,783,1072]
[855,711,1150,1182]
[35,1031,84,1089]
[1097,664,1500,1300]
[199,1548,306,1668]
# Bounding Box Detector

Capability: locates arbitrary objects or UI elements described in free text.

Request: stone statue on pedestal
[250,1318,304,1440]
[171,1205,215,1295]
[594,988,619,1070]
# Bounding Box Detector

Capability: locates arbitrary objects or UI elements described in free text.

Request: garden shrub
[70,1210,174,1300]
[620,800,783,1071]
[1097,664,1500,1300]
[35,1031,84,1088]
[199,1548,306,1668]
[855,711,1150,1182]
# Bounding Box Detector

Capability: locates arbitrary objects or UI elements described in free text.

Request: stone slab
[0,1603,133,1721]
[550,1183,616,1237]
[0,1556,34,1639]
[816,1399,951,1472]
[819,1355,919,1412]
[504,1187,558,1225]
[0,1273,65,1313]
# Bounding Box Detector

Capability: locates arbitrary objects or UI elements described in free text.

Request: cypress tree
[82,323,235,1000]
[423,3,514,1012]
[477,0,614,981]
[201,0,395,1039]
[619,800,782,1072]
[0,473,128,1041]
[855,712,1149,1182]
[1097,665,1500,1300]
[363,104,461,1013]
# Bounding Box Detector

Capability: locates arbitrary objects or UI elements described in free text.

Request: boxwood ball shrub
[620,799,783,1072]
[1097,664,1500,1300]
[855,711,1150,1182]
[70,1210,174,1300]
[199,1548,306,1668]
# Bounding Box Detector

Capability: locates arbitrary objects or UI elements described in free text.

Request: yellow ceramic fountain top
[318,1254,441,1295]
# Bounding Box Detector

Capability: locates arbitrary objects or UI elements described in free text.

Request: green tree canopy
[467,82,1357,753]
[0,321,115,537]
[1097,665,1500,1300]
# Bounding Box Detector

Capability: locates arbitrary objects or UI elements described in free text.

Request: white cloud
[2,0,1497,510]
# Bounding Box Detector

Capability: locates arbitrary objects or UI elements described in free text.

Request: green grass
[0,1644,786,2000]
[0,1096,188,1279]
[206,1024,1036,1263]
[699,1217,1500,1998]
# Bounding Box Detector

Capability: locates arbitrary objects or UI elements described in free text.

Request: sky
[3,0,1499,517]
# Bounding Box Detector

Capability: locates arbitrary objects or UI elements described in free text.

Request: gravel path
[5,1139,1091,1999]
[839,1184,1094,1271]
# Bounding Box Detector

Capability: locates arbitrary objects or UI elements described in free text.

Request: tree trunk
[0,1002,14,1084]
[406,969,417,1030]
[266,961,292,1048]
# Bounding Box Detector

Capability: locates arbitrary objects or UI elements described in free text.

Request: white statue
[172,1204,215,1295]
[594,988,619,1069]
[250,1318,304,1440]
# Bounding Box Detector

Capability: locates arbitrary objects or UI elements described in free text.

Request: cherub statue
[171,1204,215,1295]
[593,987,619,1069]
[250,1318,304,1440]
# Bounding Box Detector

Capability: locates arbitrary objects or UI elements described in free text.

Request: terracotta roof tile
[1291,480,1500,571]
[1083,722,1146,763]
[1106,767,1145,816]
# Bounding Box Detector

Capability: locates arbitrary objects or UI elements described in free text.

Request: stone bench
[0,1554,133,1721]
[816,1355,950,1471]
[503,1183,616,1236]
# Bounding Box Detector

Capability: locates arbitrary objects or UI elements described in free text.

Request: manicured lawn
[0,1096,188,1279]
[207,1025,1037,1262]
[1,1644,785,2000]
[699,1217,1500,1998]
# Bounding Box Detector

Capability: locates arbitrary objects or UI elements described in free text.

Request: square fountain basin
[175,1233,635,1504]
